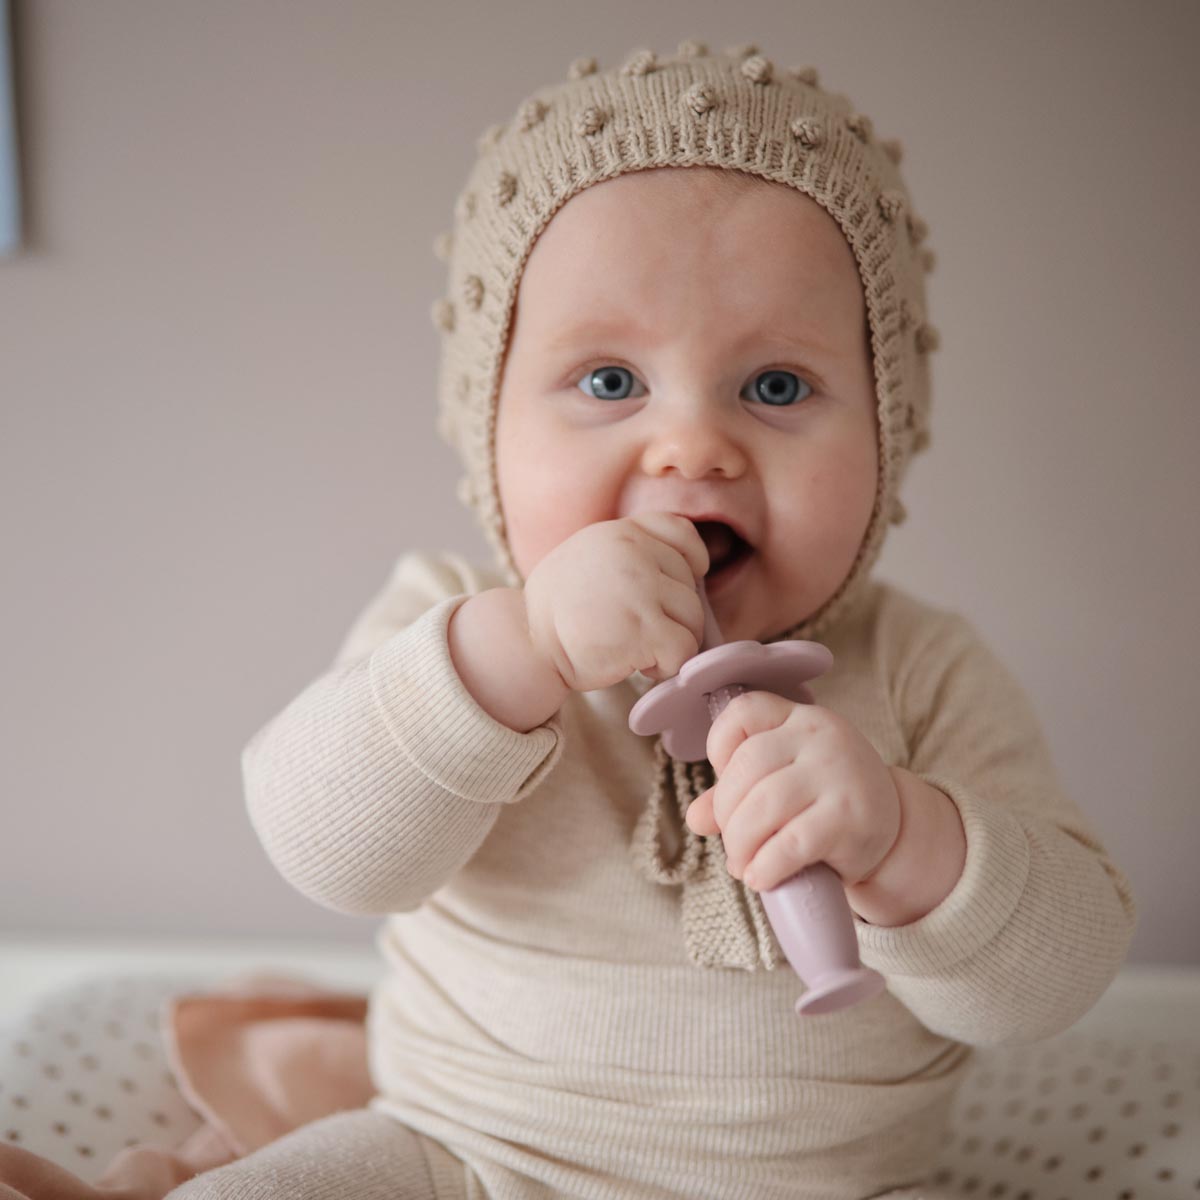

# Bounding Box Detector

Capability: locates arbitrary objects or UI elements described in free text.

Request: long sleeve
[853,604,1138,1046]
[241,551,565,915]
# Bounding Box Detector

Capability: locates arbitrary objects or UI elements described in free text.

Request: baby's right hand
[523,513,710,692]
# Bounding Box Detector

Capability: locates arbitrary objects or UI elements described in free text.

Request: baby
[172,40,1137,1200]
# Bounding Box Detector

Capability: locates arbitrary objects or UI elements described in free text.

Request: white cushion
[0,973,206,1182]
[933,1026,1199,1198]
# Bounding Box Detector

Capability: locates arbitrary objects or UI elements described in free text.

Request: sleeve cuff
[367,594,564,805]
[854,772,1031,977]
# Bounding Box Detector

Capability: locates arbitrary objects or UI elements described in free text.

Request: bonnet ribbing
[429,40,939,971]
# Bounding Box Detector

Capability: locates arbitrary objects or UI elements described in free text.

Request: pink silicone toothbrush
[628,580,886,1015]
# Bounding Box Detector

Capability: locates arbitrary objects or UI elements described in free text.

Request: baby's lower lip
[705,547,753,595]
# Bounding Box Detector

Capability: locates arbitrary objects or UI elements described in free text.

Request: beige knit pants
[165,1109,471,1200]
[161,1107,946,1200]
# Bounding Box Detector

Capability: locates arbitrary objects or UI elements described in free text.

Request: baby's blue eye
[747,370,812,407]
[578,366,644,401]
[574,365,813,406]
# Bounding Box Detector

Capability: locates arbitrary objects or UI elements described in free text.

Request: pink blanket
[0,975,374,1200]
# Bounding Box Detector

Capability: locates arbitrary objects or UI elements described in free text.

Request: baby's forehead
[535,168,855,278]
[557,166,840,236]
[520,169,865,342]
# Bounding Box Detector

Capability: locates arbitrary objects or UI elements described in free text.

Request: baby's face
[495,166,878,644]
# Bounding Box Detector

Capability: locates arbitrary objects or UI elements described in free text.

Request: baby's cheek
[803,439,877,546]
[495,406,621,575]
[496,436,562,574]
[504,475,600,578]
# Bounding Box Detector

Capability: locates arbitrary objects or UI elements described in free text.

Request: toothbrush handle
[702,677,885,1014]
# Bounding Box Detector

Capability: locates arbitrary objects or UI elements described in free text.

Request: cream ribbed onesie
[174,550,1136,1200]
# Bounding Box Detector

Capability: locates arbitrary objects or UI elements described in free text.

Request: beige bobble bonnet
[429,40,940,972]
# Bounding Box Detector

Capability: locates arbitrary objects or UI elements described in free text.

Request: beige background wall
[2,1,1196,963]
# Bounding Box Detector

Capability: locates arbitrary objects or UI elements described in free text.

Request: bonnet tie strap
[630,736,784,971]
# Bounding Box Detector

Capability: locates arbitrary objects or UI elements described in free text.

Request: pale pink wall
[2,1,1196,962]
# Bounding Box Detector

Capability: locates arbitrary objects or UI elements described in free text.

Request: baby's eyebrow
[546,317,645,349]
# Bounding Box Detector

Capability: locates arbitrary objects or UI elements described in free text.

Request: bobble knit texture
[429,41,941,970]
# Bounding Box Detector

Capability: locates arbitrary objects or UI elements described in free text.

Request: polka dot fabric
[931,1031,1200,1199]
[0,973,205,1182]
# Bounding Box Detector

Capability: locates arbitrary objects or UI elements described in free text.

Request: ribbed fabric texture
[238,551,1138,1200]
[166,1110,448,1200]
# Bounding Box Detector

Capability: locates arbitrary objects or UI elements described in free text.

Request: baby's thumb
[685,788,720,836]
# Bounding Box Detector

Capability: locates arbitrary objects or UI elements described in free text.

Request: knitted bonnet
[429,39,939,971]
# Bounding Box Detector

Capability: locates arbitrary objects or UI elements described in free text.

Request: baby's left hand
[684,691,901,893]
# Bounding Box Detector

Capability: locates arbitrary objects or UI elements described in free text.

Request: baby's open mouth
[695,520,753,581]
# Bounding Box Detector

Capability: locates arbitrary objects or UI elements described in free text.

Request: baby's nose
[639,414,747,480]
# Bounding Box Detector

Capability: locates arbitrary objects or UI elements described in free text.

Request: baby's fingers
[685,787,720,836]
[639,612,702,681]
[636,576,704,682]
[742,801,847,891]
[657,574,706,650]
[628,511,710,584]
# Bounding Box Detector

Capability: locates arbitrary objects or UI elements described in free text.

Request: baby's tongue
[696,521,737,570]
